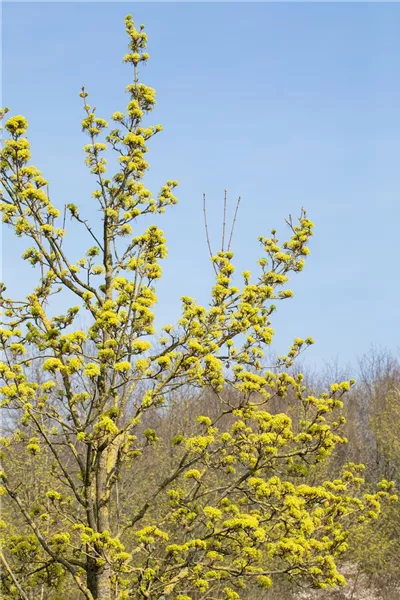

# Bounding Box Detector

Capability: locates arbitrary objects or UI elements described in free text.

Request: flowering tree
[0,15,395,600]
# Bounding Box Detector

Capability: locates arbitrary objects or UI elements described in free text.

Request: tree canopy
[0,15,396,600]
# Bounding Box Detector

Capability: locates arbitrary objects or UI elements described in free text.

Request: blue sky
[2,2,400,369]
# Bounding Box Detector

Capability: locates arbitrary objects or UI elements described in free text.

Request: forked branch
[203,191,242,272]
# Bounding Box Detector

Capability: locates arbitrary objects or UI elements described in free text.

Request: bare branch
[227,195,241,251]
[202,193,218,275]
[59,204,67,248]
[222,189,227,251]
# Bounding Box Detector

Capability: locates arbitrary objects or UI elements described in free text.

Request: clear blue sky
[2,2,400,370]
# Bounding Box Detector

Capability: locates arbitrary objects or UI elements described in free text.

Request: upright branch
[222,189,227,251]
[227,194,241,251]
[203,192,218,275]
[203,190,242,272]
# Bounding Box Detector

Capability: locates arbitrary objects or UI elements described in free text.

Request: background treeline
[1,346,399,600]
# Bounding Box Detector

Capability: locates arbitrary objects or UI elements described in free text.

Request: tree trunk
[96,563,112,600]
[94,450,112,600]
[87,556,98,599]
[87,551,112,600]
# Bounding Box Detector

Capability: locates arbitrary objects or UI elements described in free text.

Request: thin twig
[222,189,227,251]
[202,193,218,275]
[0,550,30,600]
[116,480,121,536]
[349,565,361,600]
[227,195,241,251]
[73,213,104,252]
[60,204,67,248]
